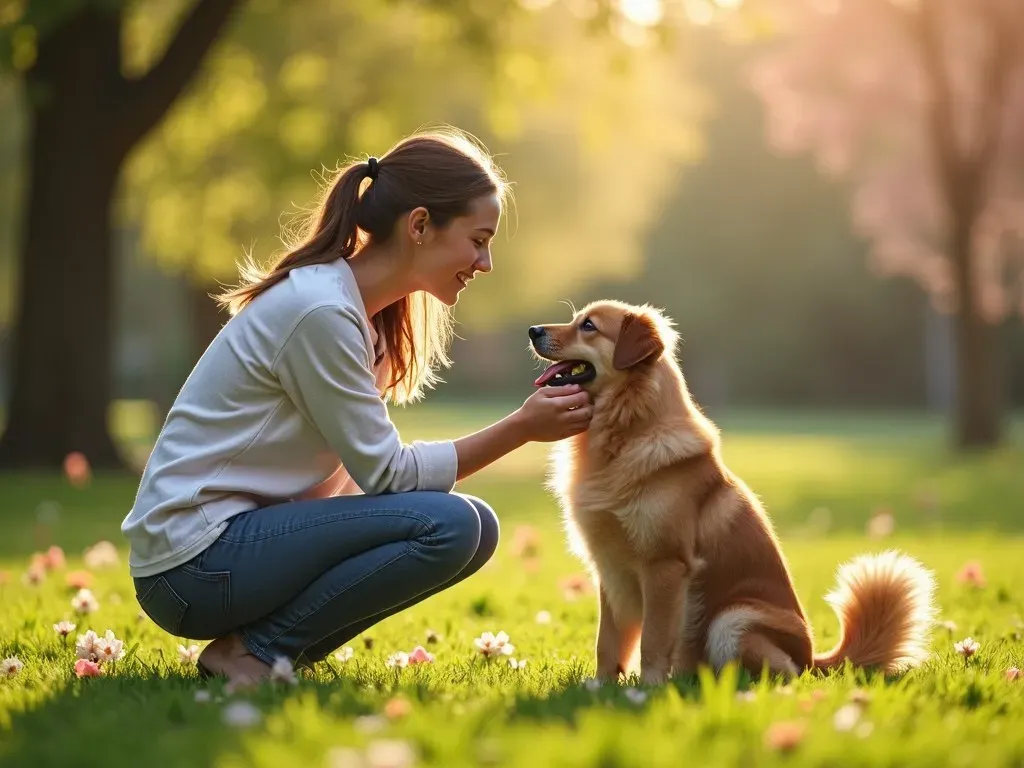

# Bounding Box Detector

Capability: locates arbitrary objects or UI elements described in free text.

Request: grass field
[1,406,1023,767]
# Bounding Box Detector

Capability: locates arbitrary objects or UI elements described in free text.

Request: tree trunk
[0,0,242,470]
[950,215,1004,450]
[0,14,127,470]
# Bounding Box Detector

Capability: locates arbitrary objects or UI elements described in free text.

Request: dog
[528,299,937,685]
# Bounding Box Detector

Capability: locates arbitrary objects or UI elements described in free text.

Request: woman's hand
[452,384,593,482]
[513,384,593,443]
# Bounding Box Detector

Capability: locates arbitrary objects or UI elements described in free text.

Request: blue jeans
[133,491,498,666]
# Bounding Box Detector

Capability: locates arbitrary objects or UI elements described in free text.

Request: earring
[416,240,422,246]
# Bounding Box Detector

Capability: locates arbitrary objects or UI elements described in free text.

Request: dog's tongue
[534,361,576,387]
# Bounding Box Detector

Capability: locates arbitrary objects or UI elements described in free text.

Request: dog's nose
[528,326,546,341]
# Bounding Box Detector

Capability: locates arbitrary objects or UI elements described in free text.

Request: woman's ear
[406,207,430,245]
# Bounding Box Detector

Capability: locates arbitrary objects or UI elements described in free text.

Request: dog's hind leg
[738,632,800,679]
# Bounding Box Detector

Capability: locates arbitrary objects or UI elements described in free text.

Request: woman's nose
[475,251,493,273]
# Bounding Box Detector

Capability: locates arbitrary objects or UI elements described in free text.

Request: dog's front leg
[639,559,691,686]
[596,585,640,682]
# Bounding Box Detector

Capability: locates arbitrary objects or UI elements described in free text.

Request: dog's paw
[640,667,669,686]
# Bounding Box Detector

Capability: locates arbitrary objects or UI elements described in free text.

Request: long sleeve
[273,303,458,495]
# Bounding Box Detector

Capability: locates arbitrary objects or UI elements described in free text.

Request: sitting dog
[529,299,937,685]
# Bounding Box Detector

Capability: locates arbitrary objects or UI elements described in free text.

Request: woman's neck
[347,243,416,317]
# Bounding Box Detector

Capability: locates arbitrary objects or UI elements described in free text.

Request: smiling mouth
[533,360,596,387]
[456,272,472,287]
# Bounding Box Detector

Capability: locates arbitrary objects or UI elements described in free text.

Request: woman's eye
[473,238,487,248]
[580,318,596,332]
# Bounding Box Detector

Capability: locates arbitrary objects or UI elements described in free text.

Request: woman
[122,129,593,684]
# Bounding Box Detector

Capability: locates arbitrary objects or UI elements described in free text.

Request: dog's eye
[579,318,597,332]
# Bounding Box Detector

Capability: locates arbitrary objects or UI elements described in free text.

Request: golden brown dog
[529,299,937,685]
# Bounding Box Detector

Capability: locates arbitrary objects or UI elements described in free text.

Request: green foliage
[1,410,1023,766]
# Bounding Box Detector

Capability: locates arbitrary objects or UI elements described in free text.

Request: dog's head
[528,300,678,391]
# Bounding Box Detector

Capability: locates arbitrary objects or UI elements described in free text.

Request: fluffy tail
[812,550,937,674]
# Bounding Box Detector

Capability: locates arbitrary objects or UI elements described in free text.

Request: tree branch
[115,0,244,150]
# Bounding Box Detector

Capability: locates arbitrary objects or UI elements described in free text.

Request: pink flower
[74,659,102,678]
[1006,667,1021,682]
[955,561,986,588]
[177,644,200,664]
[954,637,980,658]
[63,452,91,488]
[45,546,67,570]
[407,645,435,665]
[65,571,94,589]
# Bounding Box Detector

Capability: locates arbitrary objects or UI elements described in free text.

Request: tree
[749,0,1024,449]
[0,0,244,469]
[0,0,524,469]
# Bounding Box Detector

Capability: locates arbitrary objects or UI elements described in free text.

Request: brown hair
[217,127,508,404]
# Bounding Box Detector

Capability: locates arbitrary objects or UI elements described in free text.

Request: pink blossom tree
[749,0,1024,449]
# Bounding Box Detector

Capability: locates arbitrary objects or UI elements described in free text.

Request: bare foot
[197,633,271,686]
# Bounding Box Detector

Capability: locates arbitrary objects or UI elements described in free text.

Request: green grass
[2,406,1024,767]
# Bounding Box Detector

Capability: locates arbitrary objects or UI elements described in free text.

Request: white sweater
[121,257,459,578]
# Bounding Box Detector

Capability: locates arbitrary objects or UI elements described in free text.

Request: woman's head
[218,127,509,404]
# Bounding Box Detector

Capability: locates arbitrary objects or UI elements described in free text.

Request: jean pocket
[135,576,188,636]
[180,563,232,626]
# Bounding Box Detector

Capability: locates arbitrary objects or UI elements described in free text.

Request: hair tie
[367,156,379,180]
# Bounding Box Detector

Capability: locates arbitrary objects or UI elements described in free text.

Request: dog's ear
[612,312,664,370]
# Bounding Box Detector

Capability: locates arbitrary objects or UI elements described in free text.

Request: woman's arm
[453,385,592,482]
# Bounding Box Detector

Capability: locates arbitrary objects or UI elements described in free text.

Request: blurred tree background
[1,0,1022,470]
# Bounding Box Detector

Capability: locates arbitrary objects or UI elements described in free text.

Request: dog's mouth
[533,360,597,387]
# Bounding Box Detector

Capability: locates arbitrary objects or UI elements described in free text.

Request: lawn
[1,406,1023,767]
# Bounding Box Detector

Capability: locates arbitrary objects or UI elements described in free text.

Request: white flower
[535,611,552,625]
[508,657,528,670]
[354,714,387,734]
[474,631,515,658]
[2,657,24,678]
[94,630,124,664]
[583,677,602,692]
[334,646,354,663]
[954,637,980,658]
[71,588,99,615]
[83,541,120,569]
[221,701,262,728]
[76,630,100,661]
[833,703,863,732]
[53,620,77,637]
[270,656,297,684]
[624,688,647,705]
[177,644,200,664]
[385,651,409,669]
[365,739,417,768]
[194,690,212,703]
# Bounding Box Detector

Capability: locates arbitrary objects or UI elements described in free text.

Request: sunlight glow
[618,0,664,27]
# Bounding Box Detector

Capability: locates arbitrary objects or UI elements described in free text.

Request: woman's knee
[426,493,483,569]
[457,494,499,562]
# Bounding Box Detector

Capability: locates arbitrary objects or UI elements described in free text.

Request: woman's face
[411,193,502,305]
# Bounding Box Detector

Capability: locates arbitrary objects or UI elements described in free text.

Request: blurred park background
[1,0,1023,474]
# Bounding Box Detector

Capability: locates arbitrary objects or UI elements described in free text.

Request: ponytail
[216,127,506,404]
